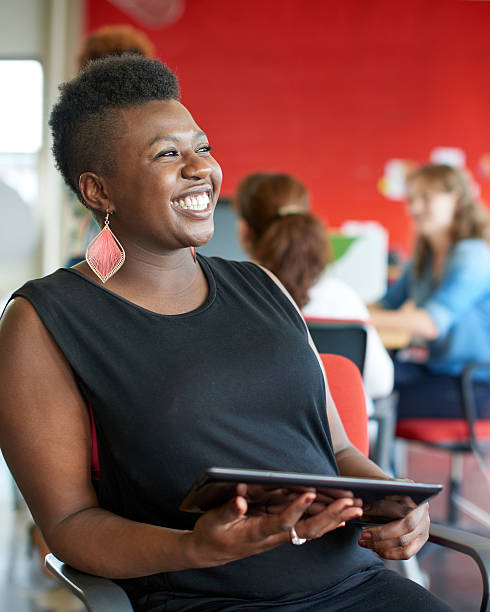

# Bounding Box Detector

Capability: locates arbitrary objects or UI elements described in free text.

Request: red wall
[86,0,490,254]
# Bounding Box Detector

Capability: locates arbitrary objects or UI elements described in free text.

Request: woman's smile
[170,186,213,216]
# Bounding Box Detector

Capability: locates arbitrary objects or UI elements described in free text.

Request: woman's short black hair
[49,54,180,204]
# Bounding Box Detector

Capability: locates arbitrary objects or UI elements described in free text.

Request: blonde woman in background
[371,164,490,420]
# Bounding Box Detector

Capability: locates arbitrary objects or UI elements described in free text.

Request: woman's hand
[234,483,362,517]
[360,494,417,523]
[184,492,363,568]
[358,502,430,560]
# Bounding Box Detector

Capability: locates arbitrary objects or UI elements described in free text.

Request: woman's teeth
[173,193,210,211]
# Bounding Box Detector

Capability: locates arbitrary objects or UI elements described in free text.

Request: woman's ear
[237,218,256,253]
[79,172,112,215]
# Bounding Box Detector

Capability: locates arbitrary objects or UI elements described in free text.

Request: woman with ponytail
[233,172,394,402]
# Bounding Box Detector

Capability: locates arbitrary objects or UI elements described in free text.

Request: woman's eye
[196,144,212,154]
[155,149,178,159]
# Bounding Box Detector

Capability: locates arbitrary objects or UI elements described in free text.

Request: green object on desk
[329,234,358,261]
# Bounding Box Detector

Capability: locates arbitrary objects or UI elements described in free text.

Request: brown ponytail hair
[77,25,155,72]
[233,173,331,308]
[408,164,490,277]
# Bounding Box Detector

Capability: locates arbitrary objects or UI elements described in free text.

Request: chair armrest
[45,553,133,612]
[428,523,490,612]
[370,392,397,474]
[460,361,490,459]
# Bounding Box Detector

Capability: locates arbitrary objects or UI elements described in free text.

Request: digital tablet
[179,467,443,525]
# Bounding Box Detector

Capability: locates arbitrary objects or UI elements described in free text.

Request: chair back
[307,319,368,374]
[320,353,369,456]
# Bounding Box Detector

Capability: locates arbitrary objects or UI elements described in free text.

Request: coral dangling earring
[190,246,196,262]
[85,211,125,283]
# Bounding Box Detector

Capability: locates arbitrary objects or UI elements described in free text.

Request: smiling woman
[0,56,451,611]
[77,99,220,289]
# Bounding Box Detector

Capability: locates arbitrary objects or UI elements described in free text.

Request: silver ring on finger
[290,526,307,545]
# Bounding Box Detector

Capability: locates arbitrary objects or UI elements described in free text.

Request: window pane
[0,60,43,153]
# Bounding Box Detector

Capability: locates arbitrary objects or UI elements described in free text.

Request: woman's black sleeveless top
[13,255,378,607]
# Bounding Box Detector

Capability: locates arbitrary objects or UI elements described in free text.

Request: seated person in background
[233,172,394,402]
[370,163,490,420]
[77,23,155,70]
[0,56,449,611]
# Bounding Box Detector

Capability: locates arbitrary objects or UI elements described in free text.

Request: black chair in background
[305,318,396,474]
[305,319,368,371]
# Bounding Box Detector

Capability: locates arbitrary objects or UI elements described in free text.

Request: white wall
[0,0,45,57]
[0,0,84,299]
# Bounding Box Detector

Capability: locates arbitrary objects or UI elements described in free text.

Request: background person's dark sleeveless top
[12,255,379,607]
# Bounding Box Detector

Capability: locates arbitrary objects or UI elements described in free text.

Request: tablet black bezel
[179,466,443,521]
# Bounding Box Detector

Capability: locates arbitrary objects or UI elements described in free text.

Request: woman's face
[102,99,222,254]
[405,178,458,237]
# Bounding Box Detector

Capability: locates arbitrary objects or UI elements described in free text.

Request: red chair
[307,319,397,473]
[396,362,490,525]
[320,353,369,456]
[320,353,490,611]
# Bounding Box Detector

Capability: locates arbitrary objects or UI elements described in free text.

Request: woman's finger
[362,498,415,521]
[293,498,364,541]
[212,495,248,525]
[362,504,427,539]
[255,492,318,540]
[358,505,429,559]
[359,530,427,559]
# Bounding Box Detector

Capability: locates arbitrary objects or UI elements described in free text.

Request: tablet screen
[179,467,443,525]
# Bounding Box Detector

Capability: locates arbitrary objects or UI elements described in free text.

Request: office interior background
[2,0,490,295]
[0,1,489,611]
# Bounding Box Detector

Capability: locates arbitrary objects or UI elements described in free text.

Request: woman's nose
[181,154,212,180]
[408,198,423,215]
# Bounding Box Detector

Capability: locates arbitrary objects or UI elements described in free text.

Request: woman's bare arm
[369,301,438,339]
[0,298,199,578]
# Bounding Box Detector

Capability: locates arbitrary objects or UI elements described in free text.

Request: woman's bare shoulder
[0,295,57,355]
[2,293,42,323]
[0,295,82,411]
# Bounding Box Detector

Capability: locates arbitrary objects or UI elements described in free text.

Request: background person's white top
[302,273,394,400]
